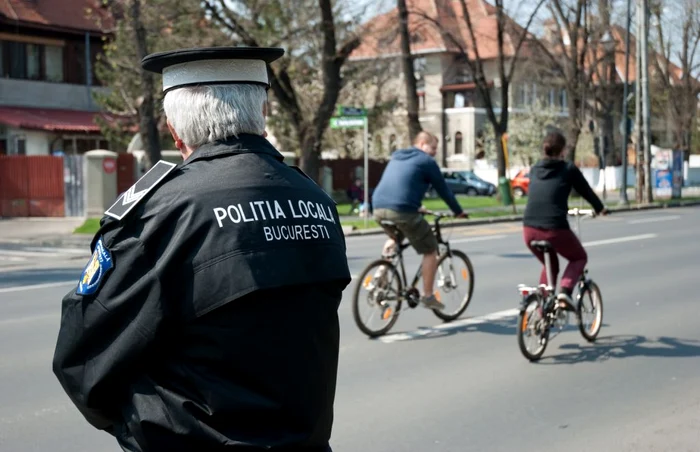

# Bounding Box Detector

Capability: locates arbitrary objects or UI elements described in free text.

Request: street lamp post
[619,0,632,205]
[600,32,616,202]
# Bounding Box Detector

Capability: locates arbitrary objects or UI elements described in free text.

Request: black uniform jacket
[52,134,351,452]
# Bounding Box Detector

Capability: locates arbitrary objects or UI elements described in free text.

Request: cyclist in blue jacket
[372,131,468,310]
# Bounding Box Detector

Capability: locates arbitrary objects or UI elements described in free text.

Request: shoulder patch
[76,237,113,296]
[290,166,337,205]
[105,160,177,220]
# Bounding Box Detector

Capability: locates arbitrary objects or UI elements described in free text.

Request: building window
[413,56,426,80]
[45,45,64,82]
[0,125,7,155]
[26,44,41,79]
[560,89,568,111]
[454,132,463,155]
[15,137,26,155]
[1,40,72,83]
[418,92,426,111]
[549,88,556,108]
[7,41,27,78]
[517,84,528,107]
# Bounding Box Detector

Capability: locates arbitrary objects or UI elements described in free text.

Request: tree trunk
[397,0,422,141]
[300,131,321,184]
[131,0,161,169]
[565,97,582,163]
[604,112,616,165]
[494,127,507,179]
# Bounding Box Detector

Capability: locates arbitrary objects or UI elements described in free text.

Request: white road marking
[0,313,58,326]
[379,308,519,343]
[0,255,26,262]
[627,215,681,224]
[0,249,63,257]
[582,233,657,248]
[449,235,508,244]
[0,281,75,294]
[23,246,89,255]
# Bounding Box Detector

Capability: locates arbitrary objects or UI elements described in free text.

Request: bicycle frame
[385,213,453,296]
[518,208,595,302]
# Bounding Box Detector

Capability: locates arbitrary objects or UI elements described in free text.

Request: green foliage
[91,0,229,150]
[481,101,565,167]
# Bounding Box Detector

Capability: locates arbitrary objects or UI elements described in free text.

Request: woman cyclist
[522,131,608,311]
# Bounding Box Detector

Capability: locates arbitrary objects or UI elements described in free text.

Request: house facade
[350,0,691,171]
[350,0,570,170]
[0,0,112,156]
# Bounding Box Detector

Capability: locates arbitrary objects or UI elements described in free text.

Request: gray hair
[163,84,267,148]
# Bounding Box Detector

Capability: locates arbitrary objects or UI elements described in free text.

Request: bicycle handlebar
[568,208,596,217]
[420,209,454,219]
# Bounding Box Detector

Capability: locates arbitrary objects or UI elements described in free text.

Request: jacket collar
[181,134,284,167]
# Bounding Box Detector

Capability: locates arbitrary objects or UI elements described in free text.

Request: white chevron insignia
[121,185,150,205]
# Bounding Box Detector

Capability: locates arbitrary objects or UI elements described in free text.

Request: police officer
[52,47,351,452]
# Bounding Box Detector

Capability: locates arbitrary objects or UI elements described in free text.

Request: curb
[1,200,698,246]
[342,200,700,237]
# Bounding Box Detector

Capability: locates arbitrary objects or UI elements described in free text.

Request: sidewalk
[1,189,699,246]
[0,217,93,247]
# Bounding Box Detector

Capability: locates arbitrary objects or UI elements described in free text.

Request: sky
[219,0,695,71]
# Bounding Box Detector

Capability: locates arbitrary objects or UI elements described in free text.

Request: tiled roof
[0,106,120,133]
[552,24,692,87]
[351,0,525,61]
[0,0,111,33]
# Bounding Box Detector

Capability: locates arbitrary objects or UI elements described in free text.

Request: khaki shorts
[373,208,438,255]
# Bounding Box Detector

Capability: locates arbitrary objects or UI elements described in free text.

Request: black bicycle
[516,208,604,361]
[352,210,475,338]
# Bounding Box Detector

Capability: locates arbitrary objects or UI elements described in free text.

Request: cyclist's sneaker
[420,294,445,310]
[556,293,576,312]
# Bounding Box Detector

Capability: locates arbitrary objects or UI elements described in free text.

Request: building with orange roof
[350,0,697,170]
[349,0,569,170]
[0,0,114,156]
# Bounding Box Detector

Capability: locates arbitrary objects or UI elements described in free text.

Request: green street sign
[336,105,367,117]
[330,116,366,129]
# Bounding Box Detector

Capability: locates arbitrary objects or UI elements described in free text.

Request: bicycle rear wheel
[517,294,549,362]
[431,250,475,321]
[577,281,603,342]
[352,259,403,338]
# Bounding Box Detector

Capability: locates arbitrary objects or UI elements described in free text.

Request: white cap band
[162,58,269,92]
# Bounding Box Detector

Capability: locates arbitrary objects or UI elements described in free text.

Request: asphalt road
[1,206,699,452]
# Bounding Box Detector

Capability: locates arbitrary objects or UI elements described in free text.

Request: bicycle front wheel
[352,259,403,338]
[577,281,603,342]
[432,249,475,321]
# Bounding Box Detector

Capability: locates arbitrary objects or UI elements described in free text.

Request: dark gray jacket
[53,134,351,452]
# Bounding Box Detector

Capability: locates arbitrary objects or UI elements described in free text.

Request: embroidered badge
[104,160,177,220]
[76,237,114,296]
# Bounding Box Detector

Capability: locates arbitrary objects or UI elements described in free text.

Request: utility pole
[634,0,643,203]
[640,0,653,203]
[619,0,631,205]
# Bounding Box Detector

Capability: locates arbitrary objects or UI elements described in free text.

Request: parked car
[511,169,530,198]
[428,169,497,197]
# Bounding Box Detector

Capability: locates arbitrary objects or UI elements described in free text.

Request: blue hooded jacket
[372,147,463,215]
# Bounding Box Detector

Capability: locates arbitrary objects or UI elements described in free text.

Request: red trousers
[523,226,587,292]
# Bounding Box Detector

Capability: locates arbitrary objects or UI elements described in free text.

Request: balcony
[0,78,110,112]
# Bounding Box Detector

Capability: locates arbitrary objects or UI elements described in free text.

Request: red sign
[103,158,116,174]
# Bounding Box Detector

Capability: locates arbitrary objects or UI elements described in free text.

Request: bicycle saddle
[530,240,552,250]
[379,220,404,242]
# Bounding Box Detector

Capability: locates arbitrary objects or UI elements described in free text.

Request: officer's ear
[167,120,179,143]
[167,121,183,150]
